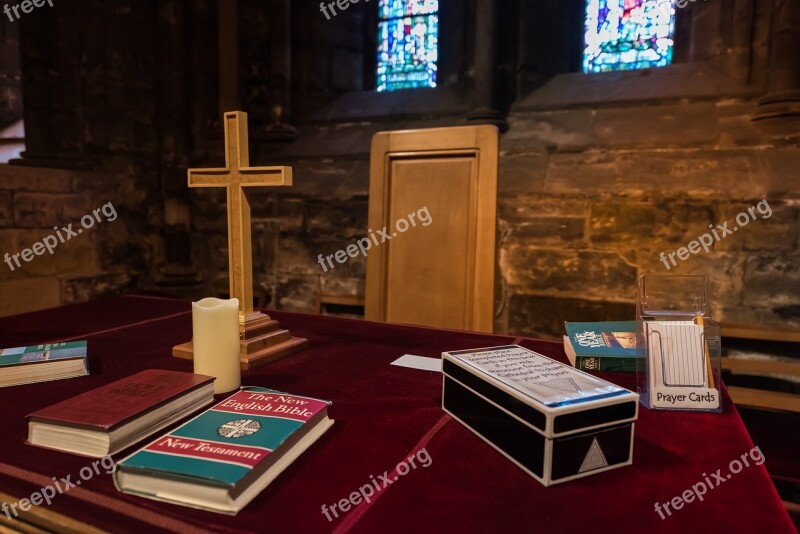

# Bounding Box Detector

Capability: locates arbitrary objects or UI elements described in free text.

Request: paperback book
[0,341,89,388]
[114,386,334,515]
[27,369,215,457]
[563,321,642,372]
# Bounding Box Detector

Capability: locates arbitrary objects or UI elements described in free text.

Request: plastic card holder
[636,274,722,413]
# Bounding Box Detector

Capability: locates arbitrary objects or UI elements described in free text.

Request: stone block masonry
[0,165,142,318]
[263,98,800,339]
[659,200,773,271]
[3,202,117,273]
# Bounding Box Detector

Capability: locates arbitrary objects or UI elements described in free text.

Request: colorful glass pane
[377,0,439,92]
[583,0,675,73]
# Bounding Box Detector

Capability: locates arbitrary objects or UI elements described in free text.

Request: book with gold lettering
[563,321,642,372]
[27,369,215,457]
[113,386,333,515]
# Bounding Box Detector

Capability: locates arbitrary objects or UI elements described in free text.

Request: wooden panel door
[365,126,498,333]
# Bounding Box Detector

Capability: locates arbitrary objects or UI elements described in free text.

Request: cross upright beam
[188,111,291,323]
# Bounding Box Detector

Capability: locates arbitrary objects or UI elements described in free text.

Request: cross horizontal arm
[188,166,293,188]
[239,166,293,187]
[188,168,233,187]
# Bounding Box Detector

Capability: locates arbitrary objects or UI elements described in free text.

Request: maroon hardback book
[27,369,214,431]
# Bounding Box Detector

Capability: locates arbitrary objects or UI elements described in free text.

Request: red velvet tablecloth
[0,295,794,533]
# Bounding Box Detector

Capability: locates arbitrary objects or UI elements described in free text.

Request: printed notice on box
[451,346,630,407]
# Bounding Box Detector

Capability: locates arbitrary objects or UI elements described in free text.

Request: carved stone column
[752,0,800,135]
[15,2,84,167]
[154,0,202,292]
[467,0,508,132]
[262,0,297,142]
[218,0,241,115]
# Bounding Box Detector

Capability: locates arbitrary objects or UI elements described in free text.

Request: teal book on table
[0,341,88,388]
[563,321,642,372]
[114,386,334,514]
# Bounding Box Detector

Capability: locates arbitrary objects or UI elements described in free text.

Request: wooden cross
[174,111,307,369]
[188,111,291,324]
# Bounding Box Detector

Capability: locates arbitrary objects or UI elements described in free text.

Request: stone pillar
[15,3,84,167]
[218,0,241,115]
[263,0,297,142]
[467,0,507,132]
[154,0,202,292]
[752,0,800,135]
[188,0,218,161]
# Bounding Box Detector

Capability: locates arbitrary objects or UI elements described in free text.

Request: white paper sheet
[391,354,442,372]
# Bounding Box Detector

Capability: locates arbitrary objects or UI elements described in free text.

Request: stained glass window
[583,0,675,73]
[376,0,439,92]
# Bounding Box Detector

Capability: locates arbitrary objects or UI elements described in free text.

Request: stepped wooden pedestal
[173,311,308,371]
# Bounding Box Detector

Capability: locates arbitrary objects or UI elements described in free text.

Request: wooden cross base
[172,312,308,371]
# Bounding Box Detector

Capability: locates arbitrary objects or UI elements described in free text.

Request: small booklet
[563,321,642,372]
[114,386,334,515]
[0,341,89,388]
[27,370,215,457]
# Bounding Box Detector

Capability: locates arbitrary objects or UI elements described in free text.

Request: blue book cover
[564,322,642,372]
[0,341,88,367]
[0,341,89,387]
[565,322,639,357]
[114,386,333,514]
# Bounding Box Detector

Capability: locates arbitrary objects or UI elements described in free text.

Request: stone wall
[0,0,217,317]
[497,95,800,338]
[2,0,798,340]
[228,90,799,340]
[0,165,143,316]
[222,0,800,339]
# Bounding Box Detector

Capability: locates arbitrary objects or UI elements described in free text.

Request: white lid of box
[443,345,639,439]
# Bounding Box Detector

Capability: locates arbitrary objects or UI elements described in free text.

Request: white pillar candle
[192,297,241,394]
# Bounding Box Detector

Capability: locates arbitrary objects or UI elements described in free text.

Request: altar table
[0,295,794,533]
